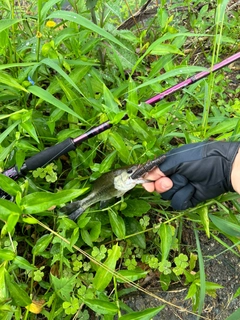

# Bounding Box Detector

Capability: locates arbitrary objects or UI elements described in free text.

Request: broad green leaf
[108,209,125,239]
[150,101,175,118]
[41,0,61,20]
[41,58,85,97]
[206,118,239,137]
[0,174,21,196]
[12,256,37,271]
[117,268,148,283]
[77,216,91,229]
[51,274,77,302]
[0,199,22,221]
[5,213,20,234]
[215,0,229,24]
[20,119,39,143]
[48,11,130,51]
[0,249,16,261]
[127,77,139,117]
[125,218,146,249]
[99,150,117,173]
[119,305,165,320]
[0,19,22,33]
[108,132,129,163]
[28,86,81,120]
[122,199,151,217]
[135,66,206,91]
[0,72,28,92]
[185,282,197,300]
[32,234,53,256]
[233,287,240,299]
[197,206,210,238]
[56,78,87,123]
[81,229,93,247]
[70,228,79,247]
[21,189,88,214]
[21,216,39,224]
[209,214,240,237]
[0,109,27,120]
[83,299,118,315]
[102,84,120,117]
[0,264,7,303]
[0,120,21,144]
[132,32,210,73]
[159,224,173,261]
[5,271,32,307]
[204,281,223,291]
[90,221,101,242]
[130,118,152,140]
[93,244,121,290]
[226,308,240,320]
[160,273,171,291]
[86,0,98,9]
[150,43,184,56]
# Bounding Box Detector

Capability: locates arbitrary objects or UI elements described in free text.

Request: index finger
[143,167,166,180]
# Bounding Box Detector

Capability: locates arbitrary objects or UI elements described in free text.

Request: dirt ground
[123,231,240,320]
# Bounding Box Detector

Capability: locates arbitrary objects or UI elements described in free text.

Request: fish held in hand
[61,165,152,221]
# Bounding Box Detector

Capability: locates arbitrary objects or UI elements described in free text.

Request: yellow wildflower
[36,31,42,38]
[46,20,56,28]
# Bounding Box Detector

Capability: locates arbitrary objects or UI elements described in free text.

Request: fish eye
[127,168,133,174]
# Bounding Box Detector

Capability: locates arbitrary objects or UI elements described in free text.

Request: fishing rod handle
[21,138,76,174]
[0,138,76,199]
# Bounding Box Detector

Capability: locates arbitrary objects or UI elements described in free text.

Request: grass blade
[28,86,81,119]
[0,19,22,32]
[48,10,130,51]
[194,225,205,317]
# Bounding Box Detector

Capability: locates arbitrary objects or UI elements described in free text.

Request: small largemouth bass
[61,165,151,221]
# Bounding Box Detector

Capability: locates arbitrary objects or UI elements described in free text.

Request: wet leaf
[32,234,53,256]
[93,244,121,290]
[108,209,125,239]
[83,298,118,315]
[21,189,88,214]
[119,305,165,319]
[117,268,148,283]
[5,271,32,307]
[159,223,173,261]
[198,206,210,238]
[125,218,146,249]
[0,174,21,196]
[209,214,240,238]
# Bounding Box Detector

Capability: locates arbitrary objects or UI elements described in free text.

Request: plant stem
[36,0,43,62]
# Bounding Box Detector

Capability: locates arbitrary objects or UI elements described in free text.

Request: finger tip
[155,177,173,192]
[142,182,155,193]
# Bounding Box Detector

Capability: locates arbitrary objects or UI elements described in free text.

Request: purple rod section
[146,51,240,105]
[74,52,240,145]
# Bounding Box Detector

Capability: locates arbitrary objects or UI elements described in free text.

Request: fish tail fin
[68,207,86,221]
[60,201,86,221]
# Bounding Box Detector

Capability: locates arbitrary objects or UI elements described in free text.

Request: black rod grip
[22,138,76,173]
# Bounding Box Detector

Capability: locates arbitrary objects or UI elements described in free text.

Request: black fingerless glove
[158,141,240,210]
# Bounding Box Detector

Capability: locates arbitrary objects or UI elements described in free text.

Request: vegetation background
[0,0,239,319]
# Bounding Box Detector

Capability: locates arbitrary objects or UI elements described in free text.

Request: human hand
[142,141,240,210]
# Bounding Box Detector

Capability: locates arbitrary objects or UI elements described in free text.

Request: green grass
[0,0,239,319]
